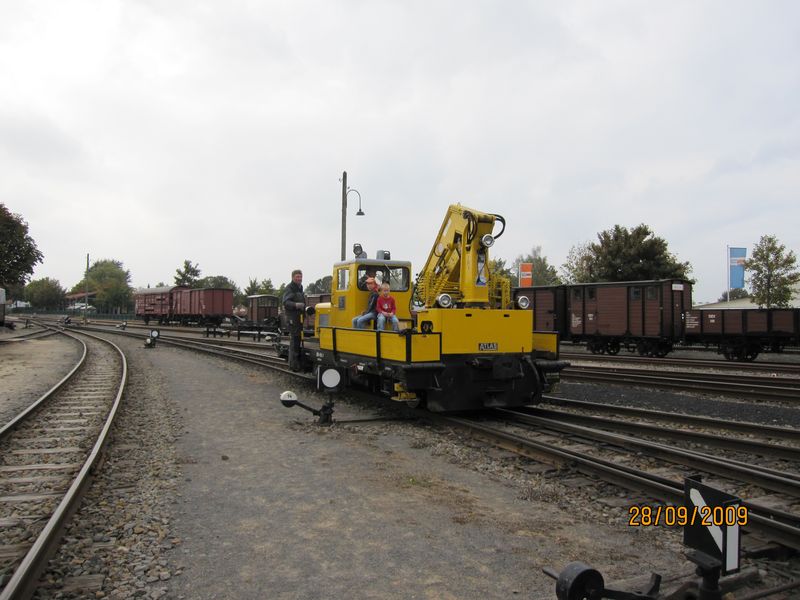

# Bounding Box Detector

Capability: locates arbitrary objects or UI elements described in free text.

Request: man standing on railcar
[283,269,306,371]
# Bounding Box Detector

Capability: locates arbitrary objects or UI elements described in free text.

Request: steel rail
[0,329,128,600]
[442,416,800,550]
[561,352,800,376]
[567,364,800,389]
[61,322,314,381]
[497,411,800,498]
[563,366,800,401]
[0,329,60,344]
[540,396,800,442]
[511,407,800,462]
[0,335,87,439]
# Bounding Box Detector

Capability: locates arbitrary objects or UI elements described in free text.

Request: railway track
[0,328,127,599]
[441,414,800,551]
[562,363,800,402]
[540,397,800,443]
[561,351,800,376]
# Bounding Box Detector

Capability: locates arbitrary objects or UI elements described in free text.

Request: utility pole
[341,171,347,261]
[84,253,89,324]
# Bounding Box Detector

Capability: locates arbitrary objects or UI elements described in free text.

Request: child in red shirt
[376,282,400,331]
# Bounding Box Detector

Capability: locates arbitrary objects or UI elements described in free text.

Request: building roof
[695,283,800,309]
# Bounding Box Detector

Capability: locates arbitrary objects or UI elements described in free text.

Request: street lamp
[340,171,365,261]
[350,189,364,216]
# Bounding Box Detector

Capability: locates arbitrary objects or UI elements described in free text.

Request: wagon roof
[134,285,183,294]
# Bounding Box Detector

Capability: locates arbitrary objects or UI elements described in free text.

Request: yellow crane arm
[415,204,506,308]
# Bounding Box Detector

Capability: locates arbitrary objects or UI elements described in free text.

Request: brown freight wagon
[172,287,233,325]
[134,286,186,324]
[514,279,693,357]
[684,307,800,361]
[247,294,281,328]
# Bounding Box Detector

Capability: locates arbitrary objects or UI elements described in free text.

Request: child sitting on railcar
[376,282,400,332]
[352,278,380,329]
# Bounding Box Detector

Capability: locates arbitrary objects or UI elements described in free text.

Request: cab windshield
[356,266,410,292]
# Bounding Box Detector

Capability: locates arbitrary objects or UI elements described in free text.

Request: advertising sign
[519,262,533,287]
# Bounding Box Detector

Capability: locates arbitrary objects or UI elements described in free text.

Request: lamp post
[340,171,365,261]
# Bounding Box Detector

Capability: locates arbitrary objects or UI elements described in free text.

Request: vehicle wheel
[636,341,647,356]
[606,341,621,355]
[745,343,760,361]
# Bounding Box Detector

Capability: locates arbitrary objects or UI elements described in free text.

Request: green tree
[174,260,201,287]
[560,242,595,284]
[0,203,43,287]
[744,235,800,308]
[306,276,332,294]
[25,277,66,309]
[717,288,750,303]
[578,224,691,282]
[70,259,133,313]
[489,258,515,284]
[244,278,277,296]
[512,246,560,287]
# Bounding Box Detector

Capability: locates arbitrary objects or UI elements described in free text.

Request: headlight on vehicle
[516,296,531,309]
[480,234,495,248]
[437,293,453,308]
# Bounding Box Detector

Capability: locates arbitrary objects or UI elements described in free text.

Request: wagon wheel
[606,341,621,355]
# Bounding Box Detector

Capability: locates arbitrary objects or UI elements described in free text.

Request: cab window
[336,269,350,291]
[630,287,642,301]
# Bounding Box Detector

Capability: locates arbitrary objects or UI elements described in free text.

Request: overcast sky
[2,1,798,303]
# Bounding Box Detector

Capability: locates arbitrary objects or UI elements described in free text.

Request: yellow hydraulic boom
[415,204,508,308]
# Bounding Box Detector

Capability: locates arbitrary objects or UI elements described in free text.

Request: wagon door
[643,285,661,337]
[670,281,689,339]
[583,287,599,335]
[569,287,586,337]
[628,286,643,336]
[596,286,626,336]
[533,288,557,331]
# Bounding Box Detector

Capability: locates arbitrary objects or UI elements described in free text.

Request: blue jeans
[352,312,376,329]
[377,314,400,331]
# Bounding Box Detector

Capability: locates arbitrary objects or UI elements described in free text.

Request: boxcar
[514,279,693,356]
[134,286,185,324]
[684,307,800,360]
[134,286,233,325]
[247,294,281,327]
[173,288,233,325]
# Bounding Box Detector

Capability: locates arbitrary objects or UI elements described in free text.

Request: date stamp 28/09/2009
[627,504,748,528]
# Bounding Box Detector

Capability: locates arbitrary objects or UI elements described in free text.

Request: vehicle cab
[317,254,413,332]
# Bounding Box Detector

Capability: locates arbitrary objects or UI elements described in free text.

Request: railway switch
[543,561,661,600]
[279,390,335,425]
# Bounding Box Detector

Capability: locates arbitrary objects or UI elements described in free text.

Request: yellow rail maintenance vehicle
[297,204,567,412]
